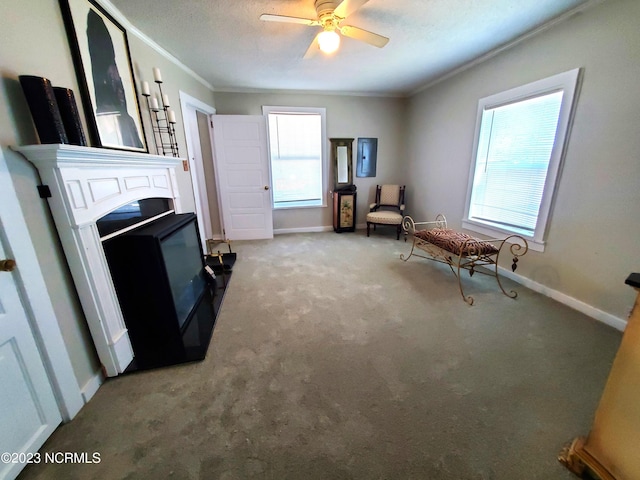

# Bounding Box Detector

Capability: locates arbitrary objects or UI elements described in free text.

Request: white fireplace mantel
[14,144,183,376]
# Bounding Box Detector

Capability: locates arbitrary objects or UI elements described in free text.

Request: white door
[0,242,61,480]
[210,115,273,240]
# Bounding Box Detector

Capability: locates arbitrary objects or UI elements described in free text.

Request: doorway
[180,96,274,243]
[179,92,223,250]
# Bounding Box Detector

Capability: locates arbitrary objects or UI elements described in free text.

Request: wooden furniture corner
[559,273,640,480]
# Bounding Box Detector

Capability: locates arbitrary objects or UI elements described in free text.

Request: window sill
[462,219,545,252]
[274,201,327,210]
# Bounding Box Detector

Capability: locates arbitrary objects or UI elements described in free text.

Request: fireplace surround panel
[14,144,183,376]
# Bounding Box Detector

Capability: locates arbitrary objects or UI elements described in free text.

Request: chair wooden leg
[396,224,401,240]
[367,223,371,237]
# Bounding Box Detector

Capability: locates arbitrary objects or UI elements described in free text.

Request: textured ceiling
[107,0,595,96]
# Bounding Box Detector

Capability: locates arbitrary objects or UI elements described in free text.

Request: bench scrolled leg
[400,215,416,261]
[456,247,474,305]
[494,235,529,299]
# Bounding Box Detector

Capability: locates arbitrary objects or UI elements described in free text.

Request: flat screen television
[102,212,215,370]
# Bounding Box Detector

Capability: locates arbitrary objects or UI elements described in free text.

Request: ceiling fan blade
[259,14,319,26]
[303,34,321,59]
[340,25,389,48]
[334,0,369,19]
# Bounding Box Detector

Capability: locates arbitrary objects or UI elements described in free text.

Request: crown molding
[410,0,607,97]
[94,0,215,91]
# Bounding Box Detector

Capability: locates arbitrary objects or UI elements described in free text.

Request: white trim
[94,0,214,90]
[179,91,217,251]
[274,226,333,235]
[462,68,582,250]
[214,86,405,98]
[273,201,328,210]
[0,148,85,421]
[410,0,605,96]
[262,106,328,209]
[179,92,217,115]
[461,220,545,253]
[499,266,628,332]
[80,371,104,404]
[12,144,181,167]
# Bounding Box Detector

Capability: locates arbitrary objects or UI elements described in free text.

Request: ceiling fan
[260,0,389,58]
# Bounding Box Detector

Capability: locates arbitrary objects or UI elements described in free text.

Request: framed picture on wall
[59,0,147,152]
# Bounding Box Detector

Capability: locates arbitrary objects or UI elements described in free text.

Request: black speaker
[19,75,68,144]
[53,87,86,146]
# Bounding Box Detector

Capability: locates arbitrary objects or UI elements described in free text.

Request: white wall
[127,32,217,214]
[405,0,640,321]
[0,0,216,390]
[213,92,407,232]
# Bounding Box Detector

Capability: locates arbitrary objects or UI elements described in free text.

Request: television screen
[160,219,206,329]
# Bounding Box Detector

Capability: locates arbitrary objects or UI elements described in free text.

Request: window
[463,69,581,251]
[263,106,327,209]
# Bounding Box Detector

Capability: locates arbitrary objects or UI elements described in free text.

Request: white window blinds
[267,112,323,206]
[468,91,564,236]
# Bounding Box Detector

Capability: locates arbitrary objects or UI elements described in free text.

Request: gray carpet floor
[20,230,622,480]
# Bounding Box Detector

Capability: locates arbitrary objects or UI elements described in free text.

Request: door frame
[1,148,83,421]
[179,91,218,251]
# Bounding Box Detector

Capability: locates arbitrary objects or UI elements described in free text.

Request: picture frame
[59,0,147,152]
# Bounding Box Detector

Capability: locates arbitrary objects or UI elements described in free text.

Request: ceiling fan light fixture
[261,0,389,57]
[318,29,340,54]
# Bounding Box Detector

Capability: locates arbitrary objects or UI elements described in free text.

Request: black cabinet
[333,188,357,232]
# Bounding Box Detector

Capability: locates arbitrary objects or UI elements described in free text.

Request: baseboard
[499,266,627,332]
[274,226,334,235]
[80,371,104,404]
[274,224,368,234]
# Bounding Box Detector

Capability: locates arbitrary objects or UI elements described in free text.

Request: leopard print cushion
[414,228,499,256]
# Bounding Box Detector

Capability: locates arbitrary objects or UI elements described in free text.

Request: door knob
[0,259,16,272]
[264,185,270,190]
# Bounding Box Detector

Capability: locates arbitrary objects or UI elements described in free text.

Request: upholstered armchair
[366,185,406,240]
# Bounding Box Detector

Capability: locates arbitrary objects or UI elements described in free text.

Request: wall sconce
[141,68,179,157]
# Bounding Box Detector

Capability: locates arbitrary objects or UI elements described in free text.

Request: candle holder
[141,69,179,157]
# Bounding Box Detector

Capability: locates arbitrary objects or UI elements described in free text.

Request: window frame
[262,105,328,210]
[462,68,582,252]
